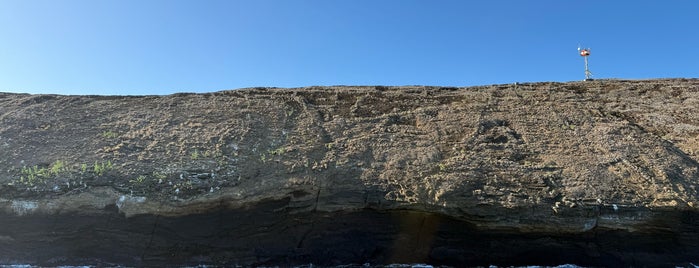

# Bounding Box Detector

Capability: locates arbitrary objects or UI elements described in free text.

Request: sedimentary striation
[0,79,698,266]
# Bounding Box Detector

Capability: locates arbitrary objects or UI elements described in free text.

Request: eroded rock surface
[0,79,698,266]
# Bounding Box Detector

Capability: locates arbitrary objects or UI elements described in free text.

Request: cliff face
[0,79,698,266]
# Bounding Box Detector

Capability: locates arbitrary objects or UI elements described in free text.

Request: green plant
[268,147,287,156]
[191,149,200,160]
[561,124,576,130]
[438,163,447,171]
[129,175,147,184]
[81,163,88,173]
[101,130,119,139]
[21,165,42,179]
[152,171,168,180]
[49,160,66,175]
[17,160,69,186]
[18,174,40,186]
[93,162,103,176]
[93,160,113,176]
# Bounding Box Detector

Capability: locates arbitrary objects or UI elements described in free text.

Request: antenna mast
[578,46,592,81]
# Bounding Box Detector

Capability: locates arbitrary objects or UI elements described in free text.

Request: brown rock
[0,79,698,266]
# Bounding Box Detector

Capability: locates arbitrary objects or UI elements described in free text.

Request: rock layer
[0,79,698,266]
[1,201,697,267]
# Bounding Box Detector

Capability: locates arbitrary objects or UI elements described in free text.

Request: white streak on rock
[115,195,146,210]
[11,200,38,216]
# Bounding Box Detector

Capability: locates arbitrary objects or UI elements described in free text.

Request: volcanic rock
[0,79,698,266]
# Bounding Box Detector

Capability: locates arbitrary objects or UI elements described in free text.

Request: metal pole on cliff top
[584,56,591,80]
[579,46,593,81]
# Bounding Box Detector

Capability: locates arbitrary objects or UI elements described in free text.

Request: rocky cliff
[0,79,698,266]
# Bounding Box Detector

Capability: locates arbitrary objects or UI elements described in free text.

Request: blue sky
[1,0,697,95]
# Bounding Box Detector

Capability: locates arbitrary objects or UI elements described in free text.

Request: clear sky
[1,0,697,95]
